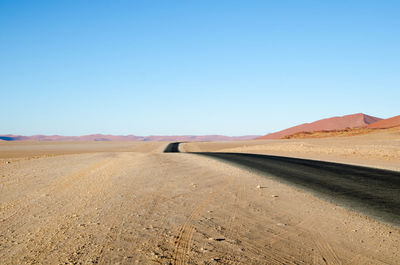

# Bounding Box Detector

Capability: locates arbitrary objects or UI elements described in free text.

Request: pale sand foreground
[0,140,399,264]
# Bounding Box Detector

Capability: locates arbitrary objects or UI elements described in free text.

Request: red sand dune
[257,113,382,140]
[0,134,259,142]
[367,115,400,129]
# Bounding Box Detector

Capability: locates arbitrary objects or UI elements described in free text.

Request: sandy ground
[0,140,399,264]
[184,127,400,172]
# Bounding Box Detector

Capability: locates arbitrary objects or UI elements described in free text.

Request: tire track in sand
[172,180,230,265]
[0,156,115,227]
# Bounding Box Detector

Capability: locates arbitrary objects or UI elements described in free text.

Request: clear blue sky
[1,1,399,136]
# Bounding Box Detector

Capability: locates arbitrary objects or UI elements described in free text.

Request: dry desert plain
[1,128,400,264]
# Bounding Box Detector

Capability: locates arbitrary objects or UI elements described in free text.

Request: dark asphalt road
[163,142,181,152]
[164,142,400,227]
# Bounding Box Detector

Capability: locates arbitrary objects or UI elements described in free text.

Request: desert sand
[1,135,399,264]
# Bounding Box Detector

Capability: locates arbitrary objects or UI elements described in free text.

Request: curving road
[164,142,400,226]
[163,142,181,153]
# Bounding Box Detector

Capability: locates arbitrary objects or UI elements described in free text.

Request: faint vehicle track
[172,179,231,265]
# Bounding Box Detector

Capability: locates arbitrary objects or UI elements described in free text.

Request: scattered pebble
[277,223,287,226]
[209,237,225,241]
[271,195,279,198]
[256,185,261,189]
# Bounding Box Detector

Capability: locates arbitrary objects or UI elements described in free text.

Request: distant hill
[142,135,260,141]
[0,134,143,141]
[367,115,400,129]
[0,134,259,142]
[257,113,382,140]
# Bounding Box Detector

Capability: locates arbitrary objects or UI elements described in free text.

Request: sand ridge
[258,113,381,139]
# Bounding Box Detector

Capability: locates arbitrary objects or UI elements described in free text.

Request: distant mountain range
[257,113,383,140]
[0,134,260,142]
[2,113,399,142]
